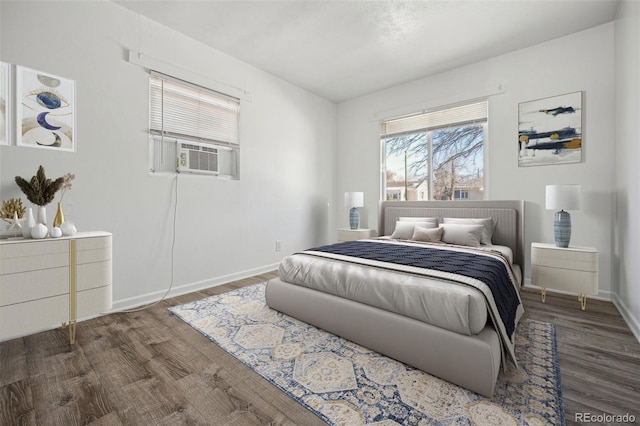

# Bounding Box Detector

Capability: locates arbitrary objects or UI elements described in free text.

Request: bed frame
[266,200,525,397]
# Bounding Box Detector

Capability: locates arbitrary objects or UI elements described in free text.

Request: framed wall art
[0,61,9,146]
[16,65,75,152]
[518,91,582,167]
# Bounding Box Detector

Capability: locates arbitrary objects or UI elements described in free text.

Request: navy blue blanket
[310,240,520,338]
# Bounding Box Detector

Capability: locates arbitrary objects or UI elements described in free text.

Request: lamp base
[553,210,571,248]
[349,207,360,230]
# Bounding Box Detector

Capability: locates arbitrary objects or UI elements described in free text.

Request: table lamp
[546,184,581,248]
[344,192,364,230]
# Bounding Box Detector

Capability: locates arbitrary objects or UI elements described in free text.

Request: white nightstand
[337,228,373,242]
[531,242,598,310]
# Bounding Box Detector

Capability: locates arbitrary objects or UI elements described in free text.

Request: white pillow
[442,217,495,245]
[399,217,438,226]
[390,220,437,239]
[441,223,485,247]
[412,225,443,242]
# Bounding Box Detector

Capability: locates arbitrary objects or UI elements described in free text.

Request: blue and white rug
[169,283,564,425]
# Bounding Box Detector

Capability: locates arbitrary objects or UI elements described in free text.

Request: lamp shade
[545,184,581,211]
[344,192,364,208]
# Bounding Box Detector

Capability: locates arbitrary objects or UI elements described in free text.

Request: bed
[266,200,525,397]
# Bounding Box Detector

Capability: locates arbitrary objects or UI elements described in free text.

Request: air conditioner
[177,141,219,175]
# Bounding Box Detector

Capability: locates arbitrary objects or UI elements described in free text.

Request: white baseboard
[612,295,640,344]
[108,263,280,313]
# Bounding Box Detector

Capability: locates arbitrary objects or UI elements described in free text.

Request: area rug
[169,283,565,425]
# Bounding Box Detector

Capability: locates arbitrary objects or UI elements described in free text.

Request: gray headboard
[379,200,525,273]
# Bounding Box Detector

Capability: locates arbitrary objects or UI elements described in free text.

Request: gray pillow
[412,225,444,242]
[442,217,495,245]
[441,223,485,247]
[390,220,437,239]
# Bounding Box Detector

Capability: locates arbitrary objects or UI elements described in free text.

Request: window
[381,101,487,201]
[149,72,240,179]
[454,188,469,199]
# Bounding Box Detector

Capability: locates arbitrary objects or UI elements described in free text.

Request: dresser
[337,228,374,242]
[530,242,598,310]
[0,231,112,343]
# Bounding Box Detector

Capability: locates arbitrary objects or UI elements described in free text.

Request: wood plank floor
[1,272,639,425]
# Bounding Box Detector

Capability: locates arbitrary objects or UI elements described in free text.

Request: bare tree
[385,125,483,199]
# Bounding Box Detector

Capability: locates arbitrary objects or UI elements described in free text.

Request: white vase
[22,207,36,238]
[60,221,77,236]
[30,223,48,239]
[37,205,47,225]
[50,227,63,238]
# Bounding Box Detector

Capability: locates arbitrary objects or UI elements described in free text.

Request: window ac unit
[177,141,219,175]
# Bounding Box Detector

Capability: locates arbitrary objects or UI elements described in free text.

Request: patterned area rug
[169,283,564,425]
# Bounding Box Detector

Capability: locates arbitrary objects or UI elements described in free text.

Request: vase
[37,205,47,225]
[30,223,48,239]
[22,207,36,238]
[60,221,77,236]
[53,203,64,227]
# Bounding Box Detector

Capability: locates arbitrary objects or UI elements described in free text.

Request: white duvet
[278,239,522,339]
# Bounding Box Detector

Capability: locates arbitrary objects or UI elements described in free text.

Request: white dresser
[0,231,112,343]
[530,242,598,310]
[337,228,374,242]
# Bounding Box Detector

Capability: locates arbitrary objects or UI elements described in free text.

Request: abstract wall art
[16,66,75,152]
[518,91,582,167]
[0,62,9,146]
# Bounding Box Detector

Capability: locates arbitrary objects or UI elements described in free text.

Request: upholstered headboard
[379,200,525,273]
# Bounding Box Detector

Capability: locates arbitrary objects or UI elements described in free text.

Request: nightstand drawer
[532,265,598,295]
[337,228,373,242]
[531,243,598,272]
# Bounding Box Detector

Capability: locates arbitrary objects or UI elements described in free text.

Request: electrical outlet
[275,240,282,251]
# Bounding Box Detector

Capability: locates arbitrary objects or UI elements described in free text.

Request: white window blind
[380,101,487,137]
[149,71,240,146]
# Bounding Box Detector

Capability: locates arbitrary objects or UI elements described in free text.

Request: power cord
[105,173,179,314]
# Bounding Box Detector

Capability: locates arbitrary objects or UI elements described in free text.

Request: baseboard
[108,263,280,313]
[612,294,640,344]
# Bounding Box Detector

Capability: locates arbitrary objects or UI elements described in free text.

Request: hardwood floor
[1,272,639,425]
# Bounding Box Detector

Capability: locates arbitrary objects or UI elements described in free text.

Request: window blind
[149,72,240,146]
[380,101,487,137]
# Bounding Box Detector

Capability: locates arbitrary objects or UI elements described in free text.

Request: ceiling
[115,0,621,103]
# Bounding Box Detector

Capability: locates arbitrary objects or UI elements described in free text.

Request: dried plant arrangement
[1,198,26,219]
[58,173,75,202]
[15,165,65,206]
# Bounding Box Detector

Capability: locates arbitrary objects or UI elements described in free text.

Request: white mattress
[279,252,489,336]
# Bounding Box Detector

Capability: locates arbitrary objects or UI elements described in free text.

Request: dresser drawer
[77,261,112,291]
[0,267,69,307]
[0,294,69,340]
[0,239,69,274]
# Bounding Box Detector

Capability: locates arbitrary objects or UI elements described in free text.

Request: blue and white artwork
[518,91,582,167]
[0,62,8,146]
[16,66,75,152]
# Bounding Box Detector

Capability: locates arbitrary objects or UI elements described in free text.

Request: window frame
[380,100,488,201]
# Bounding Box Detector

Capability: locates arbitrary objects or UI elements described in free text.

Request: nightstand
[337,228,373,242]
[531,242,598,310]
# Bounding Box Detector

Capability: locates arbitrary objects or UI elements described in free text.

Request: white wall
[614,0,640,340]
[337,24,617,299]
[0,1,336,309]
